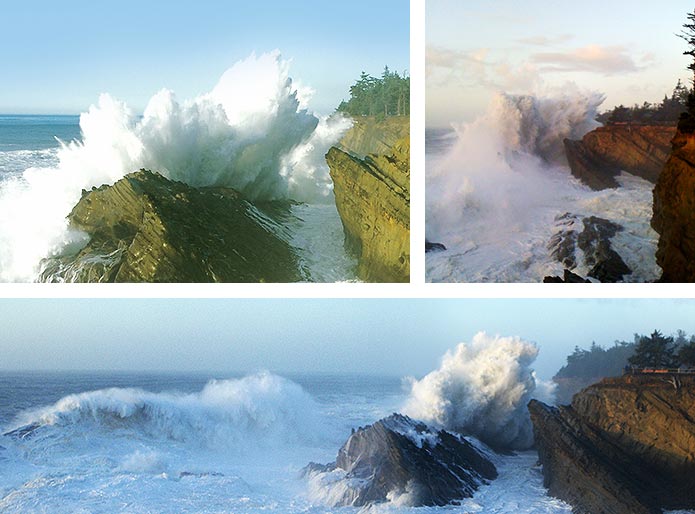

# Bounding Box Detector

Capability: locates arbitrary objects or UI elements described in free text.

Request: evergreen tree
[679,9,695,87]
[628,330,677,368]
[337,68,409,117]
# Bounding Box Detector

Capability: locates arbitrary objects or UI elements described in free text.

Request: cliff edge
[328,117,410,282]
[652,129,695,281]
[529,374,695,514]
[564,124,675,190]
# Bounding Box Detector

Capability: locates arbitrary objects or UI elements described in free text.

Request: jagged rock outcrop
[38,170,302,282]
[529,374,695,514]
[547,213,631,282]
[337,116,410,158]
[328,119,409,282]
[304,413,497,507]
[425,241,446,252]
[564,124,675,190]
[542,269,591,283]
[652,130,695,281]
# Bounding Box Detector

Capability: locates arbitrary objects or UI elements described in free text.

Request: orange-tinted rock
[529,374,695,514]
[652,130,695,281]
[565,124,675,190]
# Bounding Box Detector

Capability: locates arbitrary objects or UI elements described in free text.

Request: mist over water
[402,332,551,450]
[426,91,660,282]
[0,51,352,282]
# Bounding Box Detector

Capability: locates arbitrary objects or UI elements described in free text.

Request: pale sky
[0,0,409,115]
[2,299,695,380]
[427,0,694,126]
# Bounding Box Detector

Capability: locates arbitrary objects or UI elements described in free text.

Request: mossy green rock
[328,120,409,283]
[39,170,302,282]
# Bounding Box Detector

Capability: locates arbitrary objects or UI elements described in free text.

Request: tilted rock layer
[652,130,695,281]
[328,117,410,282]
[39,170,302,282]
[304,414,497,507]
[564,124,675,190]
[529,374,695,514]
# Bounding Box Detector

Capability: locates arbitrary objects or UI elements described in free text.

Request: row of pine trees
[337,66,409,117]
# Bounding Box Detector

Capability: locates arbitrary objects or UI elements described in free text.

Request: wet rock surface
[304,413,497,507]
[547,213,631,282]
[529,374,695,514]
[38,170,303,282]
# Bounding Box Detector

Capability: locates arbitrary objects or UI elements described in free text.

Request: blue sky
[2,299,695,379]
[428,0,694,126]
[0,0,409,115]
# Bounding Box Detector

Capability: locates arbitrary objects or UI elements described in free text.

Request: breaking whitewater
[426,92,661,283]
[0,51,356,282]
[0,333,573,514]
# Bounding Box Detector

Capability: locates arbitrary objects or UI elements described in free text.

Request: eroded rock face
[652,130,695,281]
[39,170,302,282]
[547,213,631,282]
[529,375,695,514]
[328,123,410,283]
[304,413,497,507]
[337,116,410,158]
[564,124,675,190]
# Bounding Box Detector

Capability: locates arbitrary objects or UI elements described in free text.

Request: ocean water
[0,370,578,514]
[0,52,357,282]
[426,92,660,283]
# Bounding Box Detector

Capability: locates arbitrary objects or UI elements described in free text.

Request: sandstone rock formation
[328,118,410,282]
[304,413,497,507]
[337,116,410,158]
[529,374,695,514]
[564,124,675,190]
[39,170,302,282]
[652,130,695,281]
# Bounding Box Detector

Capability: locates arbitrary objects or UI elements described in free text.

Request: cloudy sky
[427,0,694,126]
[0,0,409,115]
[2,299,695,380]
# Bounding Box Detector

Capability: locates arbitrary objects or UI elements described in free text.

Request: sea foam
[402,332,548,450]
[426,90,659,282]
[10,372,321,451]
[0,51,351,282]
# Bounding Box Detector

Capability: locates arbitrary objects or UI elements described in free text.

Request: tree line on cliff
[555,330,695,382]
[596,80,689,124]
[337,66,409,118]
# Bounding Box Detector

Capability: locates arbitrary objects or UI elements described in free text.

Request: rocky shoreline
[38,116,410,283]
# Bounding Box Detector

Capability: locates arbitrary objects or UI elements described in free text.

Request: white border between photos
[0,0,693,300]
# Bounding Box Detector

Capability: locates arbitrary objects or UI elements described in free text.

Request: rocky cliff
[39,170,302,282]
[652,130,695,281]
[328,117,410,282]
[564,124,675,190]
[304,413,497,507]
[529,374,695,514]
[337,116,410,158]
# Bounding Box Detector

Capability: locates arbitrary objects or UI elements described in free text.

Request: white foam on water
[426,91,659,282]
[0,51,352,282]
